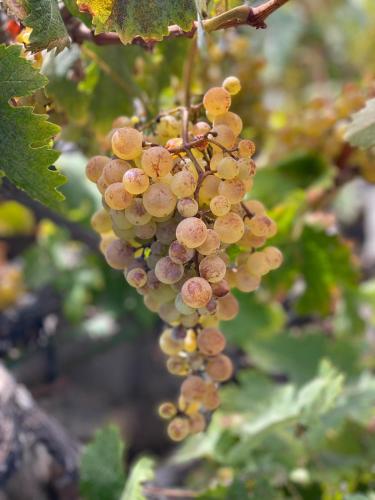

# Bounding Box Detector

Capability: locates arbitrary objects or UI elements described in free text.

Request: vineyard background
[1,0,375,498]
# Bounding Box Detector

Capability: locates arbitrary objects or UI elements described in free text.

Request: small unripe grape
[184,329,197,352]
[193,121,211,135]
[235,266,261,292]
[203,87,231,116]
[197,327,226,356]
[158,402,177,419]
[222,76,241,95]
[197,229,221,256]
[206,354,233,382]
[216,157,239,180]
[134,221,157,240]
[211,125,236,150]
[166,356,190,376]
[181,375,207,402]
[177,198,199,217]
[203,383,221,410]
[189,412,206,434]
[141,146,173,178]
[214,111,242,136]
[125,198,151,225]
[91,208,112,233]
[210,195,231,216]
[169,240,195,265]
[176,217,208,249]
[103,159,130,184]
[159,328,183,356]
[181,277,213,308]
[247,214,275,237]
[214,212,244,244]
[246,251,271,276]
[199,255,227,283]
[211,279,230,298]
[126,267,147,288]
[104,182,133,210]
[264,246,283,270]
[170,170,197,198]
[143,183,177,218]
[86,156,110,182]
[238,139,256,158]
[112,127,143,160]
[167,417,190,441]
[218,179,246,204]
[216,293,239,321]
[201,176,221,204]
[155,256,184,285]
[123,168,149,194]
[105,239,134,269]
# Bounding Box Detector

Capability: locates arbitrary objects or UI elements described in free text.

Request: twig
[0,179,100,252]
[241,201,255,219]
[68,0,291,47]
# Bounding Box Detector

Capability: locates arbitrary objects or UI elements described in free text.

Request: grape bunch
[86,77,282,441]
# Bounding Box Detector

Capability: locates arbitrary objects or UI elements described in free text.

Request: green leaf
[0,45,66,207]
[120,457,155,500]
[77,0,200,44]
[345,98,375,149]
[198,480,250,499]
[24,0,70,52]
[80,425,126,500]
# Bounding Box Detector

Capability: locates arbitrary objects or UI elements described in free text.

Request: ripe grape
[199,255,227,283]
[176,217,208,249]
[246,251,270,276]
[196,229,221,256]
[104,182,133,210]
[169,240,195,265]
[181,277,213,308]
[170,170,197,198]
[112,127,143,160]
[86,156,110,182]
[206,354,233,382]
[235,266,261,292]
[126,267,147,288]
[177,198,199,217]
[216,293,239,321]
[155,256,184,285]
[264,246,283,270]
[103,159,130,184]
[91,208,112,233]
[210,195,231,216]
[222,76,241,95]
[158,402,177,419]
[105,239,134,269]
[167,417,190,441]
[189,412,206,433]
[197,327,226,356]
[211,125,236,150]
[238,139,256,158]
[123,168,150,194]
[214,212,245,244]
[216,157,239,180]
[125,198,151,226]
[141,146,174,178]
[203,87,231,116]
[211,279,230,298]
[218,178,246,204]
[247,214,275,237]
[181,375,207,402]
[214,111,243,136]
[143,182,177,217]
[159,328,183,356]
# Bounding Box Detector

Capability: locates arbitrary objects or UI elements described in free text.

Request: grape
[199,175,220,205]
[210,195,231,216]
[112,116,133,129]
[181,277,213,308]
[189,412,206,434]
[235,266,261,292]
[213,111,243,136]
[156,219,178,245]
[167,417,190,441]
[243,199,265,215]
[197,327,226,356]
[181,375,207,402]
[143,182,177,218]
[176,217,208,249]
[197,229,221,256]
[222,76,241,95]
[193,121,211,135]
[218,178,246,204]
[167,356,190,376]
[159,302,181,324]
[206,354,233,382]
[199,255,227,283]
[175,293,195,315]
[110,210,132,230]
[184,328,197,353]
[124,198,151,225]
[264,246,283,270]
[86,155,110,182]
[126,267,147,288]
[203,383,221,410]
[112,127,143,160]
[170,170,197,198]
[211,125,236,150]
[103,159,130,184]
[246,251,271,276]
[211,279,230,298]
[96,174,109,195]
[91,208,112,234]
[104,182,133,210]
[238,139,256,158]
[177,198,198,217]
[169,240,195,265]
[203,87,231,116]
[141,146,174,178]
[238,158,256,180]
[216,157,239,180]
[216,293,239,321]
[158,402,177,419]
[214,212,245,244]
[159,328,183,356]
[155,256,184,284]
[143,294,160,313]
[105,239,134,269]
[210,152,224,172]
[246,215,272,237]
[134,221,157,240]
[123,168,150,195]
[238,229,266,249]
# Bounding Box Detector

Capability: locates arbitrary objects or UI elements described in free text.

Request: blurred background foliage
[1,0,375,498]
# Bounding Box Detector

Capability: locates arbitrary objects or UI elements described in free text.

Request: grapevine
[86,76,282,441]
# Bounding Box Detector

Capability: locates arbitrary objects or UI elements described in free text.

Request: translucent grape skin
[105,239,134,270]
[104,183,133,210]
[197,229,221,256]
[112,127,143,160]
[167,417,190,441]
[103,159,130,184]
[141,146,174,178]
[158,402,177,419]
[177,198,199,217]
[181,277,213,309]
[176,217,208,249]
[123,168,150,195]
[86,156,110,182]
[169,240,195,265]
[143,183,177,218]
[214,212,245,244]
[216,293,239,321]
[203,87,231,116]
[181,375,207,402]
[222,76,241,95]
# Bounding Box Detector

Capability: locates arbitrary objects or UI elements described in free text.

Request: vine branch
[67,0,291,48]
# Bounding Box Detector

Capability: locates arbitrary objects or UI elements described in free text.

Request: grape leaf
[0,44,65,207]
[80,425,126,500]
[77,0,200,44]
[120,457,155,500]
[345,98,375,149]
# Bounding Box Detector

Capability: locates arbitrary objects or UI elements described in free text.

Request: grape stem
[241,201,255,219]
[207,137,238,158]
[66,0,291,48]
